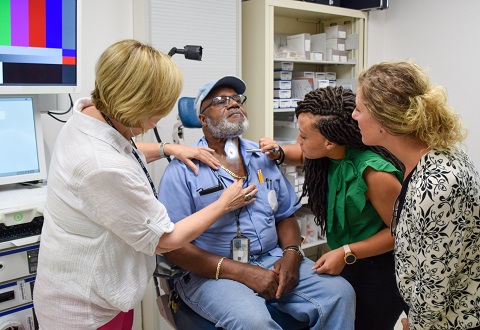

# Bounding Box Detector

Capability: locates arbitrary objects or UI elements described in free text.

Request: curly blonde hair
[91,39,183,132]
[358,61,466,150]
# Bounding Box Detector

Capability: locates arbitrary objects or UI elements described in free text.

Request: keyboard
[0,185,47,210]
[0,216,43,243]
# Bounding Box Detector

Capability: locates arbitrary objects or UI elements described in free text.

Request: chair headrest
[178,97,202,128]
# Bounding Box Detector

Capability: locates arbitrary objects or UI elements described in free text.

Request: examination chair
[154,97,308,330]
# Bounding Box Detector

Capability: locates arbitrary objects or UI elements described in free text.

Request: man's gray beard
[206,116,249,139]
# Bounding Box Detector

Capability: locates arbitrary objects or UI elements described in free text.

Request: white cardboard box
[346,33,359,50]
[274,61,294,71]
[326,49,348,62]
[325,25,347,39]
[274,89,292,99]
[326,38,346,51]
[317,79,330,89]
[310,33,326,53]
[273,99,279,109]
[310,52,324,61]
[279,99,292,108]
[286,33,311,59]
[315,72,326,80]
[274,80,291,90]
[290,98,301,108]
[274,71,293,80]
[292,71,315,78]
[325,72,336,80]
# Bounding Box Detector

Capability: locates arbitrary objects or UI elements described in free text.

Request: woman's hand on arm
[136,142,220,174]
[164,144,220,175]
[258,138,304,166]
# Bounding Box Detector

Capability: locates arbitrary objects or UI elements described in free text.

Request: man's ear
[199,114,207,127]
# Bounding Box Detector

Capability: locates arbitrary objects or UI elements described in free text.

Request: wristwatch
[343,244,357,265]
[159,142,169,158]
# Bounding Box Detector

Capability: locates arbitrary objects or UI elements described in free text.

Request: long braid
[295,87,404,237]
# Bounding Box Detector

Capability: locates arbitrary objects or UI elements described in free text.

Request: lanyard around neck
[214,170,243,236]
[101,112,158,198]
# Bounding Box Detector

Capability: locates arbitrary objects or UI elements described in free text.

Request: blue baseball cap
[194,76,246,116]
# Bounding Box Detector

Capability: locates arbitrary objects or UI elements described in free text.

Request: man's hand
[312,248,346,275]
[273,251,301,299]
[401,317,409,330]
[240,265,280,301]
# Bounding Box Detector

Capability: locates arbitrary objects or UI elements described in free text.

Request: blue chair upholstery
[178,97,201,128]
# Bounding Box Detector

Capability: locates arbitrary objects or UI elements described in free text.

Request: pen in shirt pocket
[257,168,264,183]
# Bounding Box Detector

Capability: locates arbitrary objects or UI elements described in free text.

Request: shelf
[242,0,367,142]
[274,107,295,112]
[274,58,356,65]
[302,239,327,250]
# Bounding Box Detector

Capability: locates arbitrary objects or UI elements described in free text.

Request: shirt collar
[73,98,133,154]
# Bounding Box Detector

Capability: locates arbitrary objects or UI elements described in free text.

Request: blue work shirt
[158,137,301,258]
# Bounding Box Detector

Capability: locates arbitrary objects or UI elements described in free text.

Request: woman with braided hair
[260,86,404,329]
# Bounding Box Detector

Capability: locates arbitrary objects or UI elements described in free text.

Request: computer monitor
[0,0,81,94]
[0,95,47,186]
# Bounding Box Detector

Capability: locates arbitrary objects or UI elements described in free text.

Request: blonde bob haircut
[358,61,466,150]
[91,39,183,132]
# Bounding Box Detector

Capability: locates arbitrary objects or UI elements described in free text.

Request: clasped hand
[241,252,300,301]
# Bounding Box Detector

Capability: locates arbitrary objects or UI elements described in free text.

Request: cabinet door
[242,0,367,142]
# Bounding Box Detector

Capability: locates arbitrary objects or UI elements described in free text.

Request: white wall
[367,0,480,168]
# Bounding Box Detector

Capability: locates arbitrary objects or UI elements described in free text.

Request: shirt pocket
[193,191,230,231]
[254,183,277,217]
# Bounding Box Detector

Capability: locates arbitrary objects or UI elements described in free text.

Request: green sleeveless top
[326,147,402,249]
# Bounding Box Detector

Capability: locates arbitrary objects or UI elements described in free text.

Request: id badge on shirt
[231,236,250,263]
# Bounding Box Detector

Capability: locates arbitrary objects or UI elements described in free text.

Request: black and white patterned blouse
[395,148,480,330]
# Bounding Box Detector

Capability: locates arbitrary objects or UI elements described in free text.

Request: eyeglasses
[390,195,400,237]
[201,94,247,113]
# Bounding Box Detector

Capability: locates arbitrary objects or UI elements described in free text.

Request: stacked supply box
[274,61,294,109]
[310,33,326,61]
[325,25,349,62]
[286,33,310,60]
